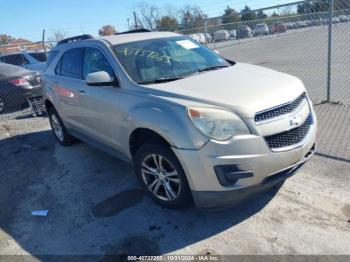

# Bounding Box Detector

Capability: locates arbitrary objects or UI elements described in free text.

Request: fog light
[214,165,254,186]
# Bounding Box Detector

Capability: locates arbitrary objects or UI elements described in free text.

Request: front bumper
[192,143,315,210]
[172,110,317,209]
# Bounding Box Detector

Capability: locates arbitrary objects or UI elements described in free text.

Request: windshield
[112,36,232,84]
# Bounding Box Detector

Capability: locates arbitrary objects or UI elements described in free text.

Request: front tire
[134,143,192,208]
[48,107,77,146]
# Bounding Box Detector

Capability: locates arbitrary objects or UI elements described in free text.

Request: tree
[46,30,68,47]
[135,2,159,30]
[271,12,279,18]
[179,5,207,30]
[222,6,240,24]
[279,6,293,16]
[240,6,257,21]
[156,15,179,31]
[297,2,315,14]
[0,34,14,45]
[98,25,117,36]
[48,30,68,42]
[257,10,267,20]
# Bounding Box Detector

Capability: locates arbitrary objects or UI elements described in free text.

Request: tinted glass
[29,52,47,62]
[112,36,230,84]
[83,48,115,79]
[45,51,59,70]
[60,48,84,79]
[3,54,29,66]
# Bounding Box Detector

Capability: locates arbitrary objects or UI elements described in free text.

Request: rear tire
[0,96,6,114]
[48,107,77,146]
[134,143,192,208]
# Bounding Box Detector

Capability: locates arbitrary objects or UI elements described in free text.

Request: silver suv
[43,31,317,209]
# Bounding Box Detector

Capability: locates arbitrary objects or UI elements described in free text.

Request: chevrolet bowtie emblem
[290,115,302,128]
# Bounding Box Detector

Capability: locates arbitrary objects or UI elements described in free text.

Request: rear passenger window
[83,48,115,79]
[60,48,84,79]
[2,54,29,66]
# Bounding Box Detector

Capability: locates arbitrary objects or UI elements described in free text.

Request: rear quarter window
[45,51,59,70]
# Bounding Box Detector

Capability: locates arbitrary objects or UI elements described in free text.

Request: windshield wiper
[139,76,185,85]
[198,65,229,72]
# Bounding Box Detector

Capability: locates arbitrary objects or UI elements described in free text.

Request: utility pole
[327,0,333,102]
[195,7,209,45]
[41,29,47,55]
[127,18,130,30]
[133,12,138,30]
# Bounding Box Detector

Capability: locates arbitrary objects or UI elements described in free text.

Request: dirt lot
[0,103,349,257]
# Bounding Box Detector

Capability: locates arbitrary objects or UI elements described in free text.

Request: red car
[271,23,287,34]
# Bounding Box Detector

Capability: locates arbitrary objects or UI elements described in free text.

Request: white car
[214,30,230,42]
[254,24,269,36]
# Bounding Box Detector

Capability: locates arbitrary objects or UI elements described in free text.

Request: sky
[0,0,293,41]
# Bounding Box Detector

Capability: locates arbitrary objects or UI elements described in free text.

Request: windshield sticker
[115,47,178,64]
[176,40,199,50]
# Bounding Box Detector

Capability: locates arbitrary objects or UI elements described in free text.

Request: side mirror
[86,71,116,87]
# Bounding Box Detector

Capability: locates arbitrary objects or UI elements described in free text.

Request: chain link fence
[179,0,349,106]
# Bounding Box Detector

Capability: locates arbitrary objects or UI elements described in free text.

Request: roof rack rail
[115,29,151,35]
[57,34,94,46]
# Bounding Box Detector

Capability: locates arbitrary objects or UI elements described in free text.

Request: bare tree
[280,6,293,16]
[47,30,68,47]
[98,25,118,36]
[135,2,159,30]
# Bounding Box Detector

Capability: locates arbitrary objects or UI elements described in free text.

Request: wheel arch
[129,128,172,159]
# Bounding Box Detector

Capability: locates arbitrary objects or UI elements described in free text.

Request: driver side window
[83,47,115,80]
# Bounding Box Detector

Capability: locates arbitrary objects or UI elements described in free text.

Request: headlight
[187,107,250,141]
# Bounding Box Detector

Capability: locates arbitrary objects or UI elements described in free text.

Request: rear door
[53,48,86,132]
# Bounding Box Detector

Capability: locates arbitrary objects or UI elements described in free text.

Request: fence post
[204,19,209,45]
[327,0,334,102]
[42,29,47,55]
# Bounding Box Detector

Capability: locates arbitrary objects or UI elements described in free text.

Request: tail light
[8,78,30,87]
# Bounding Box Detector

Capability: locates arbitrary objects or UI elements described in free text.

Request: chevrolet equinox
[43,31,317,209]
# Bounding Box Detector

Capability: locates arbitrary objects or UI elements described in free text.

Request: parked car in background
[214,30,230,42]
[339,15,349,22]
[0,63,42,114]
[0,51,47,72]
[254,24,269,36]
[296,21,308,28]
[43,31,317,209]
[228,30,237,39]
[205,33,213,43]
[194,33,206,44]
[237,26,252,39]
[271,23,287,34]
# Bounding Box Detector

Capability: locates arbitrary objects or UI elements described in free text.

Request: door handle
[79,89,86,95]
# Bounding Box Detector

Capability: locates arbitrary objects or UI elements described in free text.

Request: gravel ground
[0,104,349,257]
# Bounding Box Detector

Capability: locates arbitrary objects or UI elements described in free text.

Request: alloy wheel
[51,114,64,142]
[141,154,181,201]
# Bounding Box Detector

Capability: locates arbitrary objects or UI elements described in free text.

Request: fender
[127,100,208,151]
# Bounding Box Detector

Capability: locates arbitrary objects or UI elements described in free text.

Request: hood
[144,63,306,119]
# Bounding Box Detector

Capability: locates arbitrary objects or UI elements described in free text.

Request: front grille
[264,114,313,150]
[255,93,306,122]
